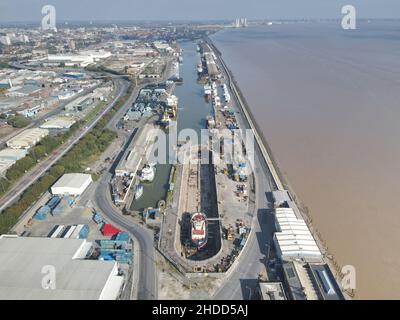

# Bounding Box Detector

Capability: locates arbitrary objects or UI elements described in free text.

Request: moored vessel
[134,184,144,200]
[191,212,208,249]
[140,164,156,183]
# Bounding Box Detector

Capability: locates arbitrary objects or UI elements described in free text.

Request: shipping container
[70,224,84,239]
[79,224,89,239]
[64,195,75,206]
[100,240,127,250]
[52,199,67,215]
[60,225,72,238]
[33,205,50,220]
[93,212,103,224]
[46,196,60,210]
[115,232,130,242]
[49,225,65,238]
[63,225,77,238]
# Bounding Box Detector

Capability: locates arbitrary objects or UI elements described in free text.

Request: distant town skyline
[0,0,399,23]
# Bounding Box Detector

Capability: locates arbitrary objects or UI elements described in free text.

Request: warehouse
[0,235,124,300]
[40,116,76,129]
[273,207,322,262]
[51,173,93,196]
[0,160,14,176]
[308,263,345,300]
[272,190,292,208]
[6,128,49,149]
[0,148,28,175]
[0,148,27,161]
[64,94,94,112]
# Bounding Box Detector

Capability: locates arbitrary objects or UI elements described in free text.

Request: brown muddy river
[212,21,400,299]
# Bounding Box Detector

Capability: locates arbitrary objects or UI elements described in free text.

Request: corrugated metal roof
[0,236,122,300]
[51,173,92,190]
[273,206,322,261]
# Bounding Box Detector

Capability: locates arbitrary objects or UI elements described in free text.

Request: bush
[7,115,31,128]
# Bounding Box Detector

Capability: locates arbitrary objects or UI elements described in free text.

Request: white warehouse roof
[51,173,92,196]
[0,148,27,161]
[0,235,123,300]
[0,148,28,175]
[273,207,322,262]
[6,128,49,149]
[40,117,76,129]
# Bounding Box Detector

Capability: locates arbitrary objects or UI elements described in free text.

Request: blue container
[116,252,132,264]
[100,240,127,250]
[64,195,75,206]
[47,196,60,210]
[37,205,51,215]
[93,212,103,224]
[79,224,89,239]
[52,200,66,215]
[116,232,129,242]
[100,248,126,256]
[33,208,48,221]
[98,255,114,261]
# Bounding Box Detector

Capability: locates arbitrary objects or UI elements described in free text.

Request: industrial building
[0,160,15,176]
[273,206,322,262]
[51,173,93,196]
[0,148,27,162]
[308,263,344,300]
[200,43,219,78]
[281,261,344,300]
[40,117,76,129]
[64,94,94,112]
[282,261,308,300]
[204,52,219,77]
[6,128,49,149]
[0,235,124,300]
[0,148,28,175]
[46,50,111,67]
[115,124,156,177]
[272,190,292,207]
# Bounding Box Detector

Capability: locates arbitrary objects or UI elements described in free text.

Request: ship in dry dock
[191,212,208,249]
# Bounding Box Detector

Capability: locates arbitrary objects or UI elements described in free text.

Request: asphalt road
[95,172,158,300]
[0,78,128,212]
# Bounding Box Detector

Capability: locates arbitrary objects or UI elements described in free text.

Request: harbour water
[175,41,214,135]
[131,41,212,211]
[212,21,400,299]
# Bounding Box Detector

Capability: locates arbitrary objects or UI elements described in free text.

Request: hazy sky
[0,0,399,22]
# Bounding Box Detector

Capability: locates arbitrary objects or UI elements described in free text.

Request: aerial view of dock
[3,0,397,309]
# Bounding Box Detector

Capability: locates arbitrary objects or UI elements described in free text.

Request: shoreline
[206,35,352,299]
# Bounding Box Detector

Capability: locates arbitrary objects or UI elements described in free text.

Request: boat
[204,84,212,102]
[134,184,144,200]
[160,111,176,129]
[170,61,180,80]
[197,63,203,74]
[140,164,156,183]
[191,212,208,249]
